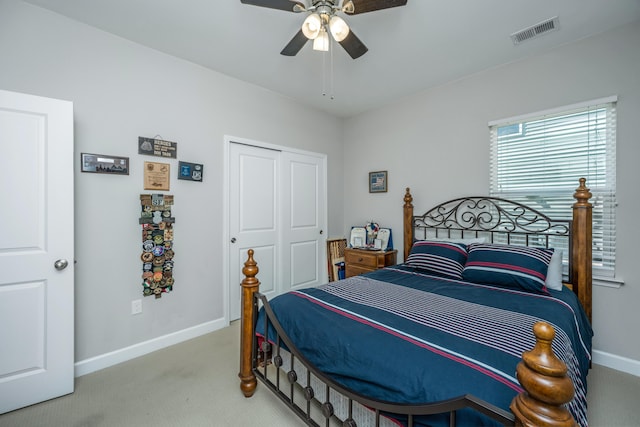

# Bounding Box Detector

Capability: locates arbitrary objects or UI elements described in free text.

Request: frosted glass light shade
[302,14,321,39]
[312,28,329,51]
[329,16,349,42]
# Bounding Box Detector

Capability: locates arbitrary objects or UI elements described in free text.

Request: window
[489,96,617,278]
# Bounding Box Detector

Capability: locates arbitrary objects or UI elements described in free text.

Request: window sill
[593,275,624,288]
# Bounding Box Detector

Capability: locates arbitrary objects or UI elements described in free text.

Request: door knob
[319,230,323,235]
[54,259,69,270]
[231,237,237,243]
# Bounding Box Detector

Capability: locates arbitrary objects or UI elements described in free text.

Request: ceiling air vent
[511,16,559,45]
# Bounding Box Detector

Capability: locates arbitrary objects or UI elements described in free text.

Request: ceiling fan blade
[346,0,407,15]
[338,30,368,59]
[240,0,305,12]
[280,29,309,56]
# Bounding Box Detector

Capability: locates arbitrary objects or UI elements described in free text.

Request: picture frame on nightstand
[377,228,392,251]
[349,227,366,248]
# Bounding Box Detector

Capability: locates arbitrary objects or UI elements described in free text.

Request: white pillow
[545,249,563,291]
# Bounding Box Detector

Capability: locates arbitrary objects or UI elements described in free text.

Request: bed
[238,178,594,427]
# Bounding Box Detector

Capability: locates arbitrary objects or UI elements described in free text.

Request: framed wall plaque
[178,161,203,182]
[369,170,387,193]
[81,153,129,175]
[144,161,170,191]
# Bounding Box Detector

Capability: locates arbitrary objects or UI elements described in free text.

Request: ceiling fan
[240,0,408,59]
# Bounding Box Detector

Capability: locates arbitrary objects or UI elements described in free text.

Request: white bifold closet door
[228,141,327,321]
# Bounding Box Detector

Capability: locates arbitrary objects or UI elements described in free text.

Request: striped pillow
[405,241,468,280]
[462,243,554,293]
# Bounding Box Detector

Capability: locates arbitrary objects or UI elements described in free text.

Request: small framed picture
[369,171,387,193]
[81,153,129,175]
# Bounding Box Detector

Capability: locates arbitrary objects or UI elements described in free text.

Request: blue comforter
[257,265,592,426]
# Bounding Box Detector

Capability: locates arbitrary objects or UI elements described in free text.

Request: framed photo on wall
[81,153,129,175]
[369,171,387,193]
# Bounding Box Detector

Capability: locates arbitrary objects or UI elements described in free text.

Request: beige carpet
[1,321,639,427]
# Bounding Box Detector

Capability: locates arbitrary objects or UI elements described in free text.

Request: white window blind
[489,97,617,277]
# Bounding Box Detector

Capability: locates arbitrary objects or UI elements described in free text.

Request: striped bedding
[257,264,592,427]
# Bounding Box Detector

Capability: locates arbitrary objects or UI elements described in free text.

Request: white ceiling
[23,0,640,117]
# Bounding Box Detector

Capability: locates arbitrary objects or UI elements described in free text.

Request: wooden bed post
[239,249,259,398]
[511,322,577,427]
[403,188,414,261]
[571,178,593,323]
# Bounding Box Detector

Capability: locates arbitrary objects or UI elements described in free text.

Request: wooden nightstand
[344,248,397,278]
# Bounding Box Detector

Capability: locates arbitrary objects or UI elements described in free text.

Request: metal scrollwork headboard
[410,196,572,270]
[415,196,570,236]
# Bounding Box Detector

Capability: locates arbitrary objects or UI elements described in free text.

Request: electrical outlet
[131,299,142,315]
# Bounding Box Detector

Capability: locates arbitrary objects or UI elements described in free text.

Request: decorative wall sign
[138,136,177,159]
[144,161,170,191]
[139,194,175,298]
[178,161,204,182]
[81,153,129,174]
[369,170,388,193]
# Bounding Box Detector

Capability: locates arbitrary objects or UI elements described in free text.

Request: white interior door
[281,151,326,292]
[0,89,75,413]
[229,143,279,321]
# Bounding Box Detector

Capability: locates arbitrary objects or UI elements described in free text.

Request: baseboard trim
[74,318,228,377]
[593,349,640,377]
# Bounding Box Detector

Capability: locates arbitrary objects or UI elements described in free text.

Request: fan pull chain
[329,36,335,100]
[320,33,335,100]
[322,43,327,97]
[320,26,335,100]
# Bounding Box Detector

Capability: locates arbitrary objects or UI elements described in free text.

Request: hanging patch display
[139,194,175,298]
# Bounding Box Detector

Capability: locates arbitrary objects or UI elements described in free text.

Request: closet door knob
[231,237,237,243]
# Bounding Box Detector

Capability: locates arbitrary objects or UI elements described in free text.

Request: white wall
[343,20,640,371]
[0,0,344,365]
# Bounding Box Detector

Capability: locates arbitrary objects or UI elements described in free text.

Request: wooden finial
[510,322,576,427]
[239,249,260,398]
[573,177,592,208]
[241,249,259,287]
[404,187,413,207]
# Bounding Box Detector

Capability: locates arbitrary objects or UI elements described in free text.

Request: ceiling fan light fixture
[312,27,330,51]
[329,15,349,42]
[244,0,409,59]
[302,13,321,39]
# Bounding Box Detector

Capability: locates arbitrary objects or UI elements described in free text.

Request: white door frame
[222,135,328,324]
